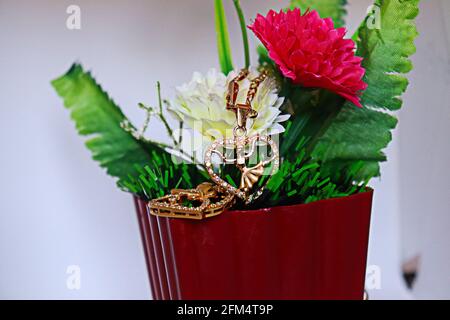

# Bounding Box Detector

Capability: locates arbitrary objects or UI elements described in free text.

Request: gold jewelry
[149,69,279,219]
[205,69,280,204]
[148,182,234,220]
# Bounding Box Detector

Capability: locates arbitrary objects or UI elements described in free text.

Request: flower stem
[178,121,183,145]
[156,81,178,146]
[137,103,152,138]
[214,0,234,74]
[233,0,250,69]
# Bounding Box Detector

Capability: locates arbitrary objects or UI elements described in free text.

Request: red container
[134,190,373,300]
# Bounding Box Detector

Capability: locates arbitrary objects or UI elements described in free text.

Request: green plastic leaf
[357,0,419,111]
[51,63,199,195]
[214,0,234,74]
[290,0,348,28]
[311,0,420,181]
[312,106,398,180]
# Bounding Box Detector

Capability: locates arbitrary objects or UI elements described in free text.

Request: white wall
[0,0,447,299]
[398,0,450,299]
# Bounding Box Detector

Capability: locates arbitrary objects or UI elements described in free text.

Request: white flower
[168,68,289,142]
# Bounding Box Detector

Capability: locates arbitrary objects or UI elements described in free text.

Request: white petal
[275,114,291,122]
[268,123,286,135]
[274,97,285,108]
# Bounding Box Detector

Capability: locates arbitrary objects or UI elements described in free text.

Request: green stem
[178,121,183,145]
[137,103,152,137]
[156,81,177,146]
[214,0,234,74]
[157,81,163,114]
[232,0,250,69]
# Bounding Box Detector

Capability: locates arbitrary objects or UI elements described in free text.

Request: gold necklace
[149,69,279,219]
[204,69,279,204]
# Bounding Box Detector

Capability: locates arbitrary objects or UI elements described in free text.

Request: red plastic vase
[134,190,373,300]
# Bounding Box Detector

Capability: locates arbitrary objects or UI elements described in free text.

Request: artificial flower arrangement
[52,0,419,299]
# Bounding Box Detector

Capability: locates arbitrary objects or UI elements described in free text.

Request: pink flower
[249,8,367,107]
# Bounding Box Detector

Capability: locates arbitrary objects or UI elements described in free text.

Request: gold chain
[226,69,267,134]
[246,71,267,105]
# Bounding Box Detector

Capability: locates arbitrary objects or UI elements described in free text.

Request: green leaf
[51,63,201,196]
[311,0,420,181]
[290,0,348,28]
[312,107,398,180]
[214,0,234,74]
[357,0,419,111]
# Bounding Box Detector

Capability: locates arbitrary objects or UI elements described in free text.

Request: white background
[0,0,449,299]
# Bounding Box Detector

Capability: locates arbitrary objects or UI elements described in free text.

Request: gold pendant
[204,69,279,204]
[204,134,279,204]
[148,182,235,220]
